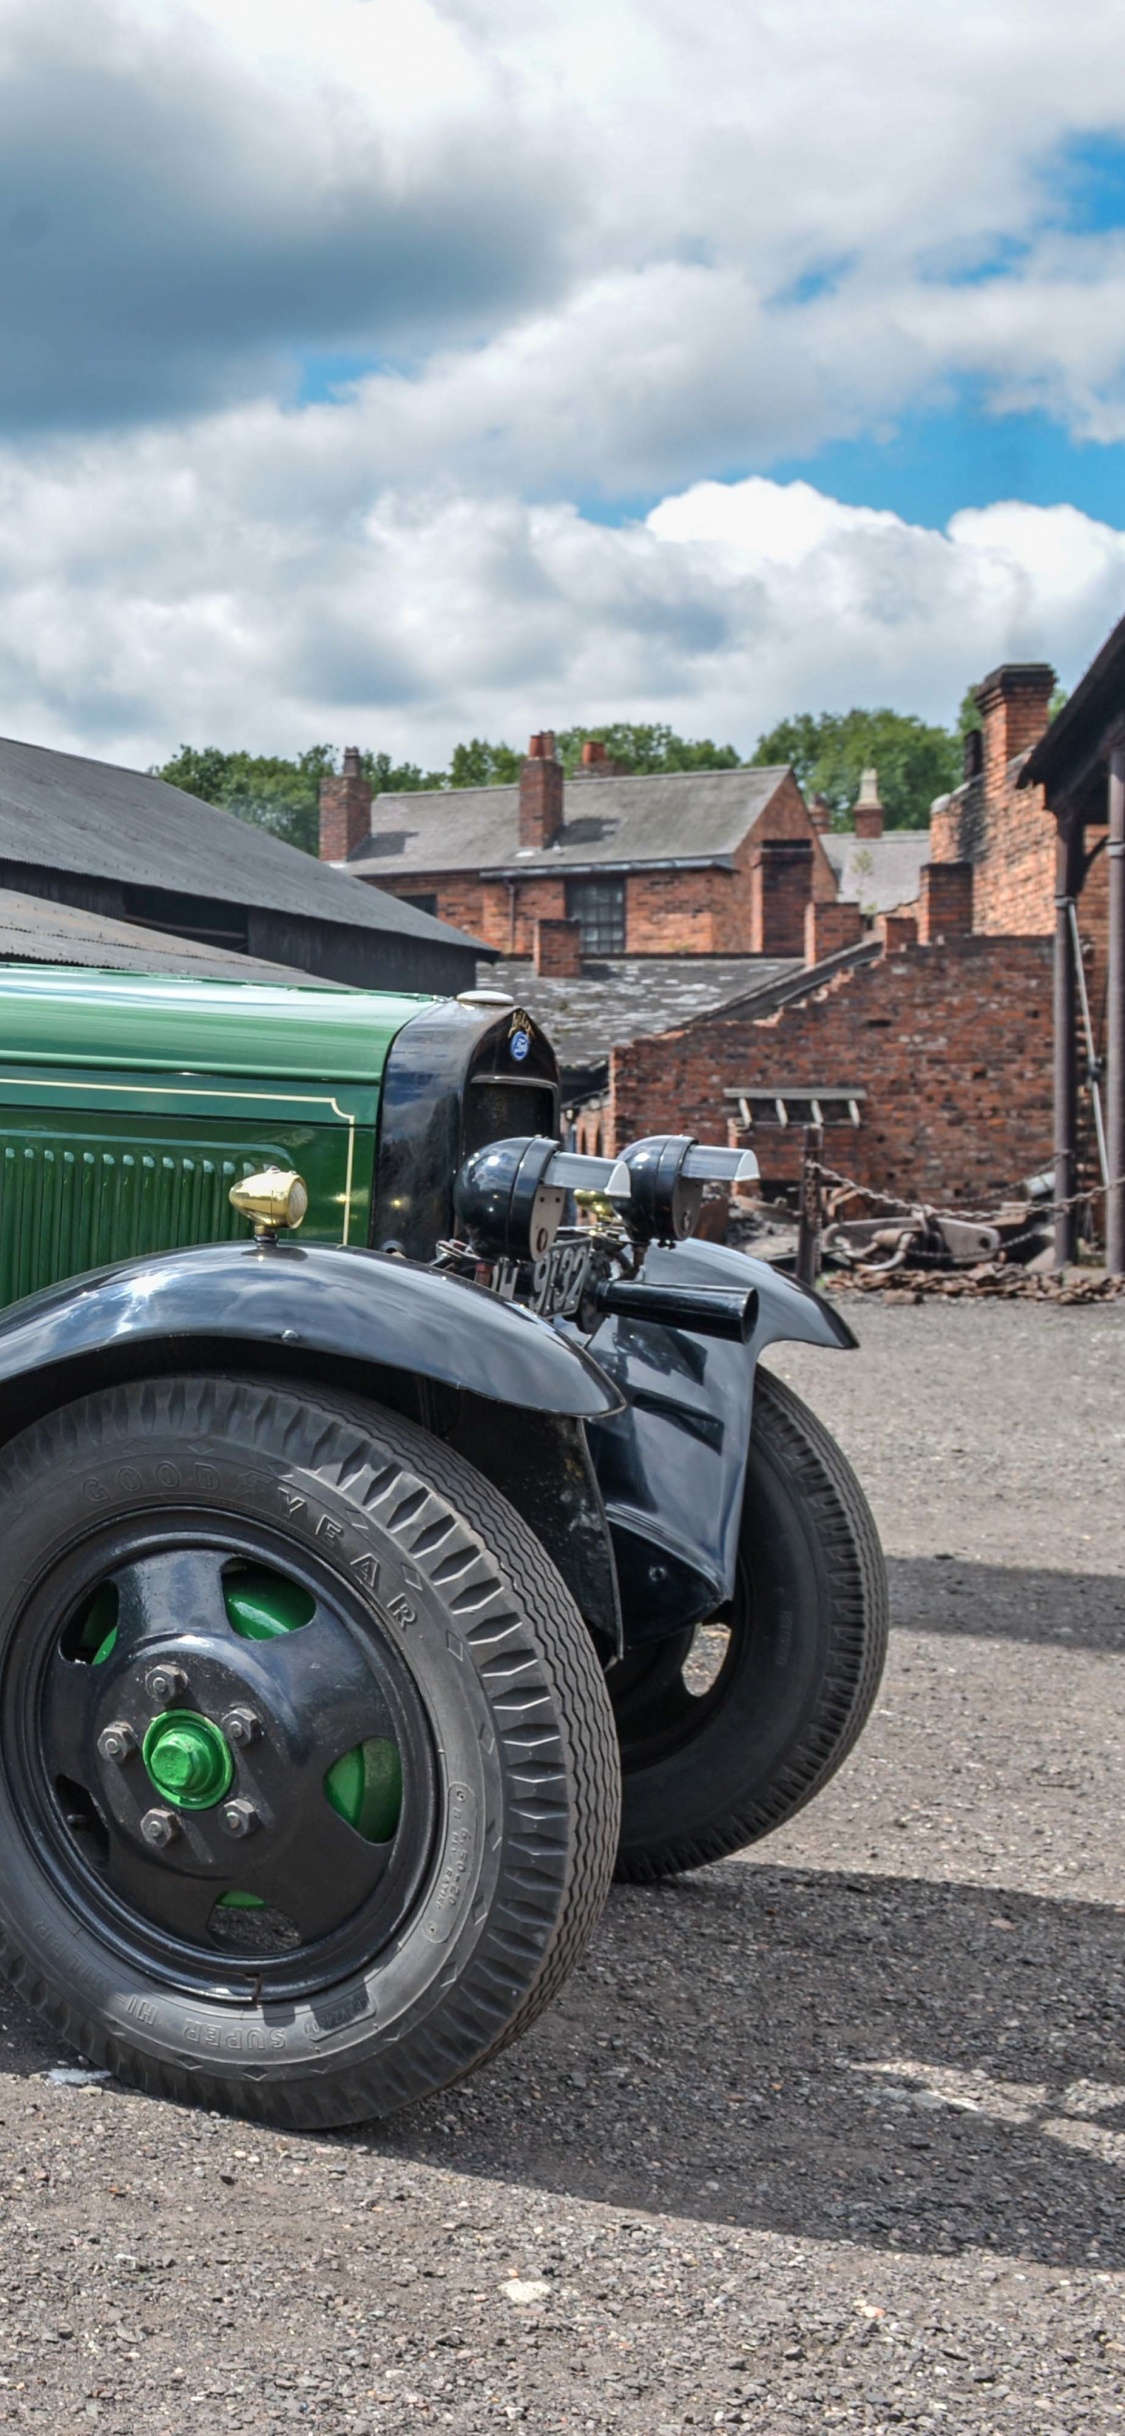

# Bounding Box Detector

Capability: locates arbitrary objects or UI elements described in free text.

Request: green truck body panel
[0,965,429,1297]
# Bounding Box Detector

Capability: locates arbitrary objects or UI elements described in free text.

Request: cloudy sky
[3,0,1125,766]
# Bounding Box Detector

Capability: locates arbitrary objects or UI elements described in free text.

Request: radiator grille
[0,1143,259,1305]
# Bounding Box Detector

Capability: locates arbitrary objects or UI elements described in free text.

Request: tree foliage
[159,703,994,854]
[156,744,440,853]
[555,722,740,774]
[749,708,962,831]
[446,739,524,787]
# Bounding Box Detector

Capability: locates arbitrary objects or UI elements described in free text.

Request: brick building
[321,737,845,963]
[588,623,1125,1262]
[928,664,1060,935]
[609,916,1053,1209]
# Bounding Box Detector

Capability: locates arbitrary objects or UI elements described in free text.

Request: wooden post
[1107,743,1125,1275]
[796,1122,823,1287]
[1053,818,1081,1270]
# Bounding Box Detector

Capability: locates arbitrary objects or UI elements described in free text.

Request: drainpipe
[1053,817,1081,1271]
[1107,742,1125,1275]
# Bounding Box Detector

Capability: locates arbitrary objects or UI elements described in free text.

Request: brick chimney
[571,736,625,782]
[808,792,833,833]
[973,664,1055,810]
[852,768,884,839]
[319,746,372,862]
[918,861,973,943]
[519,732,564,849]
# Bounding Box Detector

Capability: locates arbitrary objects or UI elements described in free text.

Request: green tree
[555,722,740,774]
[750,708,962,830]
[447,739,524,788]
[156,744,440,854]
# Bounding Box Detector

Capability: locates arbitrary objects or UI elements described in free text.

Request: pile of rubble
[826,1262,1125,1304]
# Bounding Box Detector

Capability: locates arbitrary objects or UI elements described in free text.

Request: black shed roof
[0,736,478,953]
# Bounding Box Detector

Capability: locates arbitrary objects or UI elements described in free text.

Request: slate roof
[821,830,929,915]
[479,953,801,1081]
[0,885,337,985]
[0,735,476,950]
[349,766,793,879]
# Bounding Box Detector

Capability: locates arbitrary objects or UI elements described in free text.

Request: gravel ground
[0,1301,1122,2434]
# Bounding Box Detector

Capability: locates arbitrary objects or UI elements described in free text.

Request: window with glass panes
[565,877,626,954]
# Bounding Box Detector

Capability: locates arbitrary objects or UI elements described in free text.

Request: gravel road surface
[0,1301,1121,2434]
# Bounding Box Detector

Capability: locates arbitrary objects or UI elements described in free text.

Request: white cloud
[1,0,1124,763]
[2,0,1125,466]
[0,410,1121,765]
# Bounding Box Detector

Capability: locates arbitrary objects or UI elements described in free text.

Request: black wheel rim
[3,1510,440,2004]
[608,1551,753,1768]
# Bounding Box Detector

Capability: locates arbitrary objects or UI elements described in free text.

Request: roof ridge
[373,763,787,809]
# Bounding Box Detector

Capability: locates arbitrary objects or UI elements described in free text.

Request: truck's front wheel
[0,1375,619,2126]
[611,1370,888,1881]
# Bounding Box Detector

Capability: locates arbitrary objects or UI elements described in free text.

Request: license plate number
[487,1238,594,1319]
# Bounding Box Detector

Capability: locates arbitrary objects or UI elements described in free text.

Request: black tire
[0,1374,620,2126]
[611,1369,887,1882]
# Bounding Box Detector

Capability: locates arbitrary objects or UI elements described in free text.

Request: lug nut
[145,1663,188,1705]
[221,1707,261,1749]
[97,1721,137,1765]
[140,1808,181,1849]
[221,1798,260,1839]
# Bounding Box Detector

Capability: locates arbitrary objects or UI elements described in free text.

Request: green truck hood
[0,966,435,1085]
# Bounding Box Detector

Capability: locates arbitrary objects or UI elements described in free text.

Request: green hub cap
[142,1710,234,1811]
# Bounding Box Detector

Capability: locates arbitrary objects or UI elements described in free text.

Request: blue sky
[1,0,1124,764]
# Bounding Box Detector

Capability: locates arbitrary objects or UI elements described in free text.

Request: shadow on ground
[888,1556,1125,1651]
[361,1861,1125,2267]
[0,1860,1120,2266]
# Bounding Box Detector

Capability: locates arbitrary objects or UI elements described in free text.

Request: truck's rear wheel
[0,1375,619,2126]
[611,1369,887,1881]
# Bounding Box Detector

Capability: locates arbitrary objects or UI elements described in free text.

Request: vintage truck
[0,964,886,2126]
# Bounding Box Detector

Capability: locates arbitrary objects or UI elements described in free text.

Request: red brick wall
[608,935,1054,1207]
[319,757,372,860]
[918,862,973,943]
[805,899,863,963]
[534,917,583,976]
[977,666,1054,802]
[878,912,919,951]
[928,668,1057,940]
[363,766,839,959]
[931,774,1057,938]
[727,771,836,949]
[748,839,815,954]
[375,870,513,946]
[519,739,564,848]
[624,866,728,953]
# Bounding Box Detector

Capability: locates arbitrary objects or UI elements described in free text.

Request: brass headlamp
[229,1168,309,1241]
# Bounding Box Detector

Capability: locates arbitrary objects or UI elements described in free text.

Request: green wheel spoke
[325,1738,403,1843]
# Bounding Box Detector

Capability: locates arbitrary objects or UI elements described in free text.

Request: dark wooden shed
[0,736,485,998]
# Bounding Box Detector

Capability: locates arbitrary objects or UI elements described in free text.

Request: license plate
[486,1237,595,1320]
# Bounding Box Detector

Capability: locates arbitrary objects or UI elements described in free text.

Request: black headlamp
[454,1137,631,1263]
[610,1136,759,1245]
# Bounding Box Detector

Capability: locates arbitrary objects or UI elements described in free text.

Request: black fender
[580,1237,856,1644]
[0,1239,626,1652]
